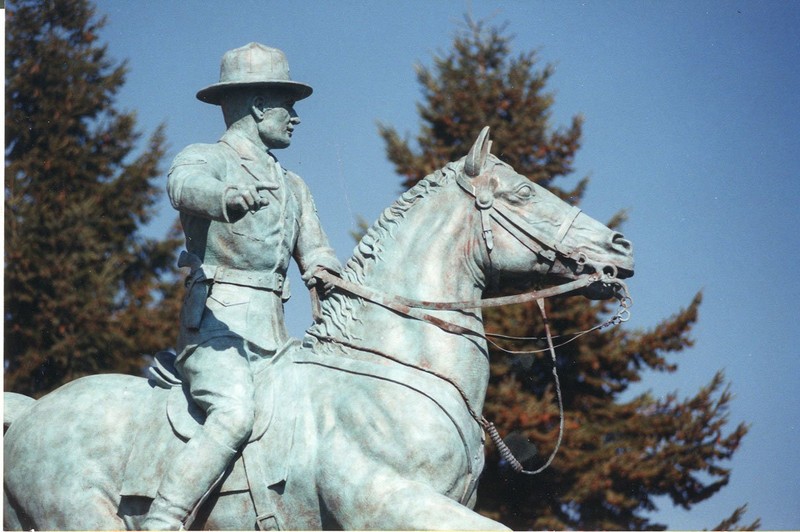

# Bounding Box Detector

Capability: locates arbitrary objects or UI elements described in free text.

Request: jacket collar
[220,129,283,187]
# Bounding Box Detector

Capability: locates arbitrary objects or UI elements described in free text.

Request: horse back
[3,392,35,432]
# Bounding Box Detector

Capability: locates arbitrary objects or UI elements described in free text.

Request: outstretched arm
[167,145,271,222]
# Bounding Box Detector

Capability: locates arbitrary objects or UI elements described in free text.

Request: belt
[200,264,285,291]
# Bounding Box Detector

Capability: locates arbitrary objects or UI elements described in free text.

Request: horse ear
[465,126,491,177]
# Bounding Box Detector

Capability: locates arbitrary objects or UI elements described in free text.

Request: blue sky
[92,1,799,529]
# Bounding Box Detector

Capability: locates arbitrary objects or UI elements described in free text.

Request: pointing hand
[225,184,271,213]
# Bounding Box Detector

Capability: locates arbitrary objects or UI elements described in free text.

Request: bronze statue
[4,40,636,531]
[5,125,633,530]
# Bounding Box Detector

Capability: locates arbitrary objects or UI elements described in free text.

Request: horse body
[4,128,634,530]
[4,349,492,530]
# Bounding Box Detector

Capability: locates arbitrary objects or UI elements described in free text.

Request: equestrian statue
[4,43,634,532]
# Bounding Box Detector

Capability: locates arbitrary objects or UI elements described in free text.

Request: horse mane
[308,159,463,341]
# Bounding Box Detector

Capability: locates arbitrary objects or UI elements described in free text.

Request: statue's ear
[465,126,491,177]
[250,95,267,121]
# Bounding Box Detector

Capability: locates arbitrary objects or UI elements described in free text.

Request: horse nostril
[612,233,632,252]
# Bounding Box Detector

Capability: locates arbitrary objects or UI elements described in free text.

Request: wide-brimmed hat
[196,42,313,105]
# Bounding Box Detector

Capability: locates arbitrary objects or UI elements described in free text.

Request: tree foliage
[379,18,757,530]
[5,0,182,396]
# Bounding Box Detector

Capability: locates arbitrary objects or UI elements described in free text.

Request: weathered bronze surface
[4,53,634,529]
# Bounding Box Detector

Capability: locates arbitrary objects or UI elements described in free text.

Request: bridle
[454,163,617,281]
[309,160,632,475]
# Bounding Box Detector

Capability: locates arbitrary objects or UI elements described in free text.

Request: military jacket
[168,129,339,357]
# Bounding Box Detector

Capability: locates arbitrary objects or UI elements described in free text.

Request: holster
[179,251,209,330]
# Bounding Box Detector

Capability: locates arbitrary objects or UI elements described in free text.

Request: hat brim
[196,80,313,105]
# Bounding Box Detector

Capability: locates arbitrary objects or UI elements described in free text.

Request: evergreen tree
[5,0,182,396]
[379,18,757,530]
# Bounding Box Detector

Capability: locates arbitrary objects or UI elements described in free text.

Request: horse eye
[516,184,534,198]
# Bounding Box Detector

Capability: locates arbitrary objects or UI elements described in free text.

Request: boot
[141,431,237,530]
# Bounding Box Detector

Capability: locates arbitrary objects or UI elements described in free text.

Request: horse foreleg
[376,482,509,530]
[4,488,29,531]
[321,473,508,530]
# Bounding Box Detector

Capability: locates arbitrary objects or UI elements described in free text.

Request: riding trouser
[142,337,259,530]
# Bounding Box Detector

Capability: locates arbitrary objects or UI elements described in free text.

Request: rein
[317,269,610,311]
[312,268,632,475]
[484,298,563,475]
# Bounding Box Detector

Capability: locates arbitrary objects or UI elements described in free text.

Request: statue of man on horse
[143,42,341,530]
[4,44,635,531]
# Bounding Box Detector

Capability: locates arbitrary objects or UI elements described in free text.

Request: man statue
[143,43,341,530]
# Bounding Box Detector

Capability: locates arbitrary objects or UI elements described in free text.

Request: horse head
[459,126,634,293]
[314,126,635,348]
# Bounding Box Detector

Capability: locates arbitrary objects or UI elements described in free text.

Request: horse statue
[4,127,634,530]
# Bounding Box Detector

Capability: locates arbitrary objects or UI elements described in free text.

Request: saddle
[120,346,299,529]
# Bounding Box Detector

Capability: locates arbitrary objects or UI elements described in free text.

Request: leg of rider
[142,338,256,530]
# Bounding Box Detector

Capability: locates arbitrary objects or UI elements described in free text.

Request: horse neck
[315,184,491,412]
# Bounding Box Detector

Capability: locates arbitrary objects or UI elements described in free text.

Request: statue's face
[255,91,299,150]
